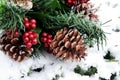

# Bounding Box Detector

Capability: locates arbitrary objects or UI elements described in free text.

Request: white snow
[1,0,120,80]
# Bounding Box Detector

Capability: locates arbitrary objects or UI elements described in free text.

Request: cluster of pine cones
[0,31,33,62]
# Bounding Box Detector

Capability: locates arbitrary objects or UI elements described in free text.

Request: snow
[1,0,120,80]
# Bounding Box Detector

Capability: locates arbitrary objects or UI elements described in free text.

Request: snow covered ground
[1,0,120,80]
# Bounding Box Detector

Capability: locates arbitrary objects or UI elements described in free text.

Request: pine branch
[0,1,27,31]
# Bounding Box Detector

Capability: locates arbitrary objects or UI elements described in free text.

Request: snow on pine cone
[73,3,98,21]
[50,27,86,61]
[0,32,33,62]
[8,0,33,10]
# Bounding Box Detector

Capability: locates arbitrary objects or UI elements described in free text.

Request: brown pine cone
[50,27,86,61]
[73,3,98,21]
[8,0,33,10]
[0,32,33,62]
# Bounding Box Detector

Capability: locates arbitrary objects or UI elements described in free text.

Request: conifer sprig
[0,1,27,31]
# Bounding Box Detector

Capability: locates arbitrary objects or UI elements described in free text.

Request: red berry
[42,32,48,37]
[14,31,19,37]
[29,34,34,39]
[32,38,38,45]
[24,32,29,37]
[24,37,29,43]
[68,0,71,2]
[7,34,13,39]
[44,43,48,48]
[43,37,47,42]
[31,24,36,29]
[28,31,33,34]
[32,32,38,38]
[48,39,52,44]
[40,37,44,42]
[30,19,36,24]
[24,23,30,29]
[24,17,29,23]
[73,1,77,6]
[47,34,52,39]
[26,42,32,48]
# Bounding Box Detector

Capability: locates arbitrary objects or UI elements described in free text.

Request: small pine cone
[73,3,98,21]
[0,32,33,62]
[50,27,86,61]
[8,0,33,10]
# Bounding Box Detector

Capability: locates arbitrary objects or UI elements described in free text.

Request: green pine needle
[0,1,27,31]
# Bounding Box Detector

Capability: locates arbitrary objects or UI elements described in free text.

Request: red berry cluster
[23,17,38,48]
[66,0,89,7]
[6,28,19,39]
[67,0,77,6]
[40,32,53,53]
[23,17,37,30]
[40,32,52,48]
[23,31,38,48]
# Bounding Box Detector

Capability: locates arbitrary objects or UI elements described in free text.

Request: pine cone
[0,32,33,62]
[8,0,33,10]
[73,3,98,21]
[50,27,86,61]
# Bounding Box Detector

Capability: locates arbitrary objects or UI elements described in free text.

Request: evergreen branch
[0,1,27,31]
[41,11,106,47]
